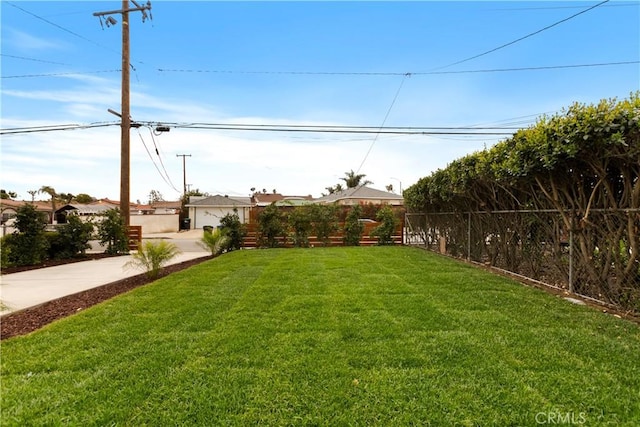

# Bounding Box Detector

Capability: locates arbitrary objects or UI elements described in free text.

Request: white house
[186,195,252,229]
[313,185,404,206]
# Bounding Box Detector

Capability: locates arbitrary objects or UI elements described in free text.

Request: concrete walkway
[0,231,209,315]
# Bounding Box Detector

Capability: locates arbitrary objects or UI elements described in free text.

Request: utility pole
[176,154,192,196]
[93,1,151,227]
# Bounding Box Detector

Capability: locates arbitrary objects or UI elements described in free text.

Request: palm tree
[27,190,38,202]
[340,170,372,189]
[324,183,344,195]
[39,186,57,223]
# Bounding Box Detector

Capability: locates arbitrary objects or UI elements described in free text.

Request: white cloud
[5,28,69,51]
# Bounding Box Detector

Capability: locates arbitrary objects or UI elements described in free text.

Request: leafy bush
[343,205,364,246]
[1,235,13,269]
[219,209,247,251]
[310,204,339,246]
[5,204,49,266]
[199,228,230,256]
[288,206,313,247]
[97,209,129,255]
[48,215,94,259]
[370,205,398,245]
[257,203,286,248]
[125,240,181,279]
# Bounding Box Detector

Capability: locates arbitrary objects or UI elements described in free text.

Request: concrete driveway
[1,229,209,315]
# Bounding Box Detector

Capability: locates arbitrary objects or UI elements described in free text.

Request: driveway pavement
[1,230,209,315]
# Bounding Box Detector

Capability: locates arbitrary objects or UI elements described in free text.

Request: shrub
[370,205,398,245]
[97,209,129,255]
[199,228,230,256]
[125,240,181,279]
[257,203,286,248]
[6,204,49,266]
[288,206,312,247]
[310,204,339,246]
[219,209,247,251]
[1,235,14,269]
[48,215,94,259]
[343,205,364,246]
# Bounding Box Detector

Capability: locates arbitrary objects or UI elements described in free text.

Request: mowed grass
[1,247,639,426]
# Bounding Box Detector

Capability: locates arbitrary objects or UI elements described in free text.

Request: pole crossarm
[92,6,150,17]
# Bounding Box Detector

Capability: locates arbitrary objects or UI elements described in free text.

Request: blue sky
[1,1,639,203]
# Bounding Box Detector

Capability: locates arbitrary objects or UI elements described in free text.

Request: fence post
[568,217,574,293]
[467,212,471,260]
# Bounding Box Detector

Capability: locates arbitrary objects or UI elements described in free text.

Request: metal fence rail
[406,209,640,313]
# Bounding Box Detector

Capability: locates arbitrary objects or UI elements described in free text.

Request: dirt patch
[1,256,212,340]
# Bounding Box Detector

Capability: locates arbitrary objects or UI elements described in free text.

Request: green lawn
[1,247,639,426]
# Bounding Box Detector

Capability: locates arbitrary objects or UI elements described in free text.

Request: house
[186,195,252,229]
[55,203,114,223]
[150,200,181,214]
[313,185,404,206]
[0,199,53,224]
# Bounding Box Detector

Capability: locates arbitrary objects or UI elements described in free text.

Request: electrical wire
[0,54,71,66]
[0,121,519,136]
[356,73,410,174]
[1,70,122,79]
[146,126,181,192]
[136,128,181,193]
[429,0,611,71]
[6,1,117,54]
[156,60,638,77]
[0,122,118,135]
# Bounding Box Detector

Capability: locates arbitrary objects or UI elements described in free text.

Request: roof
[314,186,404,204]
[186,195,252,207]
[252,193,285,206]
[151,200,182,209]
[56,203,113,215]
[0,200,53,212]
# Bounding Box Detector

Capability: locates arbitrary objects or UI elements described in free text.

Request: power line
[0,122,118,135]
[356,73,410,174]
[430,0,611,71]
[1,70,122,79]
[6,1,116,53]
[147,126,180,192]
[0,54,71,66]
[0,121,518,136]
[155,60,638,77]
[136,128,180,193]
[162,123,515,136]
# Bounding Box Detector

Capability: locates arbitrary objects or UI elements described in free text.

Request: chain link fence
[406,210,640,313]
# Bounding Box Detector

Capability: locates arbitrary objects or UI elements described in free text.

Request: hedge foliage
[405,93,640,214]
[404,93,640,310]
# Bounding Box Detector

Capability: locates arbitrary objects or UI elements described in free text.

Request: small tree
[6,204,49,266]
[370,205,398,245]
[219,209,247,251]
[49,214,94,259]
[199,228,230,256]
[288,206,312,247]
[75,193,95,204]
[125,240,181,279]
[257,203,286,248]
[310,204,339,246]
[343,205,364,246]
[97,208,129,254]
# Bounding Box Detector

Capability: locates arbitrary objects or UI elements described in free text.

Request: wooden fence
[242,220,404,248]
